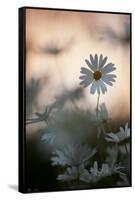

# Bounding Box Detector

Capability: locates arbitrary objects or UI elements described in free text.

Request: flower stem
[96,93,100,119]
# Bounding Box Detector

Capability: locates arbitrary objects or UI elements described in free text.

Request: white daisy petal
[105,137,115,142]
[104,81,113,86]
[120,127,125,135]
[94,54,98,68]
[90,54,95,65]
[80,67,93,76]
[99,81,107,94]
[104,77,116,83]
[89,54,97,71]
[80,77,93,88]
[85,59,95,72]
[90,81,97,94]
[96,81,100,94]
[106,133,119,143]
[110,79,116,82]
[117,132,125,140]
[88,54,97,72]
[79,75,86,79]
[79,73,93,80]
[127,129,130,137]
[103,74,116,79]
[99,56,108,69]
[125,122,128,132]
[102,76,114,86]
[98,54,103,67]
[102,74,116,82]
[96,80,102,94]
[101,63,116,74]
[105,123,130,144]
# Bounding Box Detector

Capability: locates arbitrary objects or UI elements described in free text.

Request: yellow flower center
[93,70,102,80]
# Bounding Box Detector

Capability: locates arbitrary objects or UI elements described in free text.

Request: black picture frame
[19,6,132,193]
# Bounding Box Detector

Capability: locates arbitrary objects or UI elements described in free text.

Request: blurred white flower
[51,144,96,167]
[79,54,116,94]
[42,132,59,145]
[41,132,73,147]
[81,161,112,182]
[57,164,86,182]
[105,123,130,143]
[99,103,111,123]
[57,162,124,183]
[42,131,93,148]
[80,161,125,183]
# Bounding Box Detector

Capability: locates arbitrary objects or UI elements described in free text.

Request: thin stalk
[96,93,100,120]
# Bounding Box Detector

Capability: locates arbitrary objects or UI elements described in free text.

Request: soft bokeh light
[26,9,130,134]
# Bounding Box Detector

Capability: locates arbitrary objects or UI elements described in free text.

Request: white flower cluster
[80,161,124,183]
[57,161,125,183]
[51,144,96,167]
[106,123,130,144]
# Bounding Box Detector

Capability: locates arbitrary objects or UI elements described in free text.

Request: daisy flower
[51,144,96,167]
[80,161,124,183]
[105,123,130,144]
[79,54,116,94]
[57,164,86,182]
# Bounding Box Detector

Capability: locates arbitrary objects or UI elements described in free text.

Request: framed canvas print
[19,7,132,193]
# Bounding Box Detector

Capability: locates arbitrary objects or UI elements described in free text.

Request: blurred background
[25,8,131,192]
[26,9,130,134]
